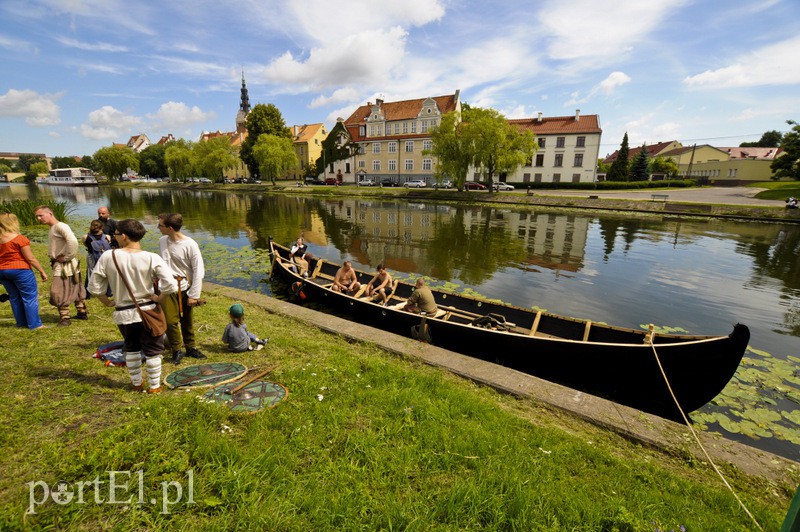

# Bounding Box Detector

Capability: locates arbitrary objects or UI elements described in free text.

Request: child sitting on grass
[222,303,269,352]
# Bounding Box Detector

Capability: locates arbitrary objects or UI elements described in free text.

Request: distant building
[289,123,327,180]
[333,91,461,184]
[157,134,176,145]
[602,140,682,165]
[504,110,602,184]
[206,72,251,180]
[661,144,783,184]
[126,134,151,152]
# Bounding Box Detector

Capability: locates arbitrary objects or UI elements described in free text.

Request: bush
[0,199,73,226]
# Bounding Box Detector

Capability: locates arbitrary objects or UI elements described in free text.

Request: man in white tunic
[157,213,206,365]
[88,219,178,393]
[34,205,88,326]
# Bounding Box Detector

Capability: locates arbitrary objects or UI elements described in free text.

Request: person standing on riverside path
[157,213,206,365]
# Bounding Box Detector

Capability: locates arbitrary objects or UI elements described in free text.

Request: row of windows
[372,140,433,153]
[367,159,433,171]
[537,136,586,149]
[366,119,439,137]
[530,153,584,167]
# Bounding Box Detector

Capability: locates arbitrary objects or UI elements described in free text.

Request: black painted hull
[269,239,749,419]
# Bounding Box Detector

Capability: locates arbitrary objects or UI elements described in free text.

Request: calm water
[3,183,799,459]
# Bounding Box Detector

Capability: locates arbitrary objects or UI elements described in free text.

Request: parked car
[493,182,515,191]
[324,177,340,185]
[404,180,427,188]
[305,177,325,185]
[433,180,453,189]
[464,181,487,190]
[198,178,212,184]
[380,179,400,187]
[358,179,375,187]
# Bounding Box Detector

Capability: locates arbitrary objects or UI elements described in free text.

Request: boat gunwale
[269,241,735,348]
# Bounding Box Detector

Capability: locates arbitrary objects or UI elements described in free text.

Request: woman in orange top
[0,213,48,329]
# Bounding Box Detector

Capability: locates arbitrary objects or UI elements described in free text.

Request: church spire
[239,69,250,114]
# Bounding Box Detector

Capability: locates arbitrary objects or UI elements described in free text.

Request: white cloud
[684,36,800,88]
[264,27,408,89]
[538,0,684,62]
[80,105,142,140]
[147,101,214,129]
[0,89,61,126]
[0,34,36,53]
[56,37,127,52]
[595,72,631,95]
[564,72,631,106]
[309,88,361,109]
[276,0,444,43]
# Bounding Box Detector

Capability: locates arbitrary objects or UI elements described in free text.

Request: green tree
[164,140,194,182]
[80,155,96,170]
[241,103,292,177]
[50,156,80,169]
[17,154,46,173]
[607,133,630,181]
[649,156,679,177]
[192,137,237,182]
[469,107,536,191]
[740,130,783,148]
[25,161,48,182]
[138,144,169,178]
[93,145,139,182]
[597,159,612,175]
[630,144,649,181]
[427,111,474,191]
[252,134,297,185]
[771,120,800,181]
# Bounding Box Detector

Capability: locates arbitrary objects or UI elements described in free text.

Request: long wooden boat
[269,238,749,419]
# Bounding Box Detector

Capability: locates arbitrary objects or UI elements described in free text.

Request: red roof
[604,140,680,164]
[344,93,459,142]
[509,114,601,135]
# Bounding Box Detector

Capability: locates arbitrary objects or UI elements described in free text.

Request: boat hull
[269,239,748,419]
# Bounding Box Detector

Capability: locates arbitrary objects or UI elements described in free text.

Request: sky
[1,0,799,159]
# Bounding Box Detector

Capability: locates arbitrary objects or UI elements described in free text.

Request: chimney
[376,98,383,107]
[537,112,543,122]
[575,109,581,121]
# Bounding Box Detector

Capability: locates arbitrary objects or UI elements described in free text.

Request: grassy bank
[0,243,793,530]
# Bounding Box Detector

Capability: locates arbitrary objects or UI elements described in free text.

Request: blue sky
[1,0,799,158]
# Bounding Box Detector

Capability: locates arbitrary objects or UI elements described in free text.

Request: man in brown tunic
[35,206,87,326]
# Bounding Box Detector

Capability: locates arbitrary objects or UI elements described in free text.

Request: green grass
[0,243,793,530]
[748,180,800,200]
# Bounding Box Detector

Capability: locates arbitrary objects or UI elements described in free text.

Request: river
[3,183,799,461]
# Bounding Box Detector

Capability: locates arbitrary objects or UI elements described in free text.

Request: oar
[224,364,279,395]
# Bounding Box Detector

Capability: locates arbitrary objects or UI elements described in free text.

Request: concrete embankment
[206,281,800,486]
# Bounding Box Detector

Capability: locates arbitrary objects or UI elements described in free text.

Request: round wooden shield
[203,381,288,413]
[163,362,248,389]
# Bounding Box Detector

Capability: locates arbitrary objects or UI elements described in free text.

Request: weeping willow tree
[252,134,297,185]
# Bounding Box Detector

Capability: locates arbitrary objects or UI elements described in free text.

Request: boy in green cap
[222,303,268,352]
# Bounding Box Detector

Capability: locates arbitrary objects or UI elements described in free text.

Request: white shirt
[88,249,178,325]
[158,235,205,299]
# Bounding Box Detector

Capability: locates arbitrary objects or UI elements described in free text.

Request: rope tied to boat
[646,324,762,530]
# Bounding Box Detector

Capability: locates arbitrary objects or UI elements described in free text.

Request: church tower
[236,70,251,133]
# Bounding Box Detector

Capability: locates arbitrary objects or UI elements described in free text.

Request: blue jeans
[0,268,43,329]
